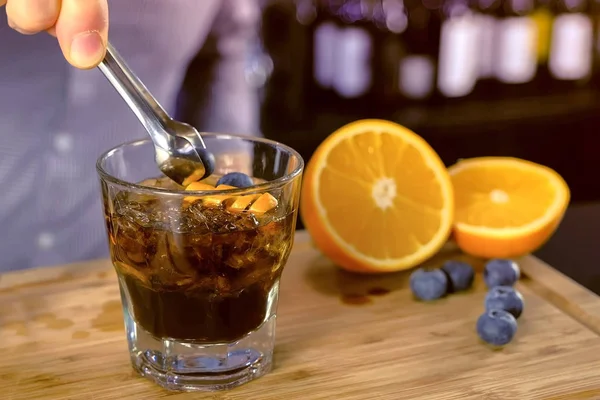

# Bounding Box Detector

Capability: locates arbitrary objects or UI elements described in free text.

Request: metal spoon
[97,42,214,186]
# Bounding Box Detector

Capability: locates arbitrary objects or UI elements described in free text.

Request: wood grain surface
[2,231,600,399]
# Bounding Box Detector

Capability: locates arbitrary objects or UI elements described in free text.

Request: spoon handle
[98,42,171,147]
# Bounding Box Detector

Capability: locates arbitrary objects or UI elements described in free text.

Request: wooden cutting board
[2,231,600,400]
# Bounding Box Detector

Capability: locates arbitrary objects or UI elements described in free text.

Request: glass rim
[96,132,304,196]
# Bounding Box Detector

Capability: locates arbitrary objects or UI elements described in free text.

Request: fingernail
[70,30,104,68]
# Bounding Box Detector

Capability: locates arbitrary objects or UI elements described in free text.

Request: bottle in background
[435,0,481,102]
[261,0,314,121]
[375,0,408,109]
[548,0,594,94]
[531,0,554,94]
[310,0,343,110]
[592,0,600,91]
[493,0,540,98]
[329,0,376,111]
[471,0,503,100]
[310,0,399,115]
[399,0,441,105]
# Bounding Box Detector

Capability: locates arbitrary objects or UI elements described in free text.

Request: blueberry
[484,259,520,288]
[409,268,448,301]
[441,260,475,292]
[216,172,254,188]
[476,309,518,347]
[197,148,215,178]
[485,286,524,319]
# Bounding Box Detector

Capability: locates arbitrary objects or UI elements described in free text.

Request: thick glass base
[119,280,280,392]
[126,314,276,392]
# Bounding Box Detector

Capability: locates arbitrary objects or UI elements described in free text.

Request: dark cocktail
[97,134,303,391]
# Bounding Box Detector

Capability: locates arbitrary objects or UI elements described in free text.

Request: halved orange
[448,157,570,258]
[300,119,454,273]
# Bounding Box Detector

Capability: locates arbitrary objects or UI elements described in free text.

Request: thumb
[55,0,109,69]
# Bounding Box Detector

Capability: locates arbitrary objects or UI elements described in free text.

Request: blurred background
[183,0,600,291]
[1,0,598,291]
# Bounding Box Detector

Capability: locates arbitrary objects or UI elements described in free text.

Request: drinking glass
[96,133,303,391]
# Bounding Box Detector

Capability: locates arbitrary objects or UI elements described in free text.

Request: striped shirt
[0,0,262,272]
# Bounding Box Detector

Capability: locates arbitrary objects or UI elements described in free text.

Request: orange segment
[197,184,239,206]
[184,182,216,204]
[249,193,278,214]
[300,119,454,273]
[183,181,276,214]
[181,168,207,187]
[184,182,237,207]
[216,184,237,190]
[448,157,570,258]
[227,194,260,212]
[203,195,232,208]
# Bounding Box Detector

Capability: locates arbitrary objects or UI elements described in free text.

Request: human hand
[1,0,108,69]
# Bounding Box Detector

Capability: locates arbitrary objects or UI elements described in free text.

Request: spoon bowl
[97,43,214,186]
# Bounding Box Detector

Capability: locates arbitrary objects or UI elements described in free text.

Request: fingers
[54,0,109,69]
[3,0,108,69]
[5,0,61,34]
